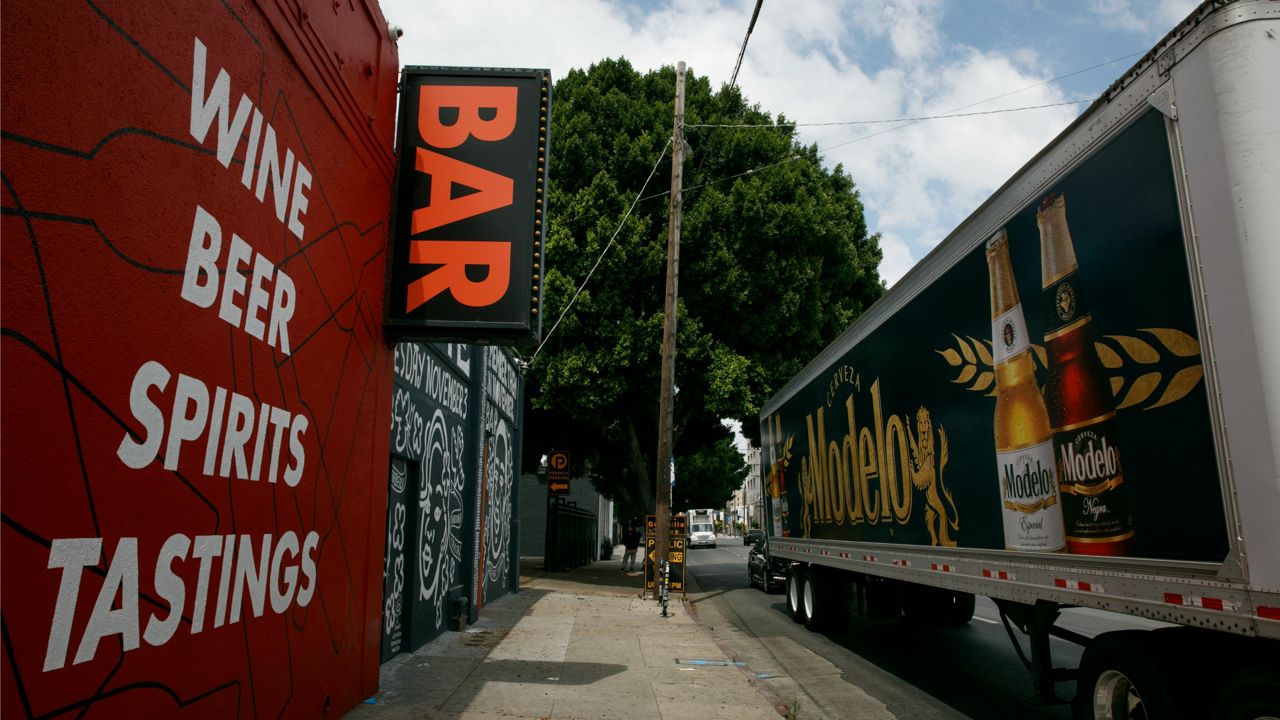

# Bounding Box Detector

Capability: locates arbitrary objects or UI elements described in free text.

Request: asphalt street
[681,539,1173,720]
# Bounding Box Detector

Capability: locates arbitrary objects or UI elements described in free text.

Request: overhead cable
[687,98,1090,129]
[530,138,674,364]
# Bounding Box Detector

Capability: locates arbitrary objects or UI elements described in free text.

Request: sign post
[643,513,686,595]
[547,450,570,496]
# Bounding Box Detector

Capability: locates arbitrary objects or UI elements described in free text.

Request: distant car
[688,522,717,549]
[747,536,788,593]
[743,529,764,546]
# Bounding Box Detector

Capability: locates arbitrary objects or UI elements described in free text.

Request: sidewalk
[348,551,785,719]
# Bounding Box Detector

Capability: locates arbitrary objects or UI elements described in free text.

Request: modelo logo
[1001,455,1055,500]
[1057,430,1120,484]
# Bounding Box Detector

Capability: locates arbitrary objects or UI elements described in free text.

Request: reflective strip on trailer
[982,569,1015,580]
[1054,578,1105,593]
[930,563,956,572]
[892,559,911,568]
[1258,606,1280,621]
[863,555,877,563]
[1163,593,1239,612]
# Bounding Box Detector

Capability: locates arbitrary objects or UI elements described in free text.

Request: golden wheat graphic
[937,328,1203,410]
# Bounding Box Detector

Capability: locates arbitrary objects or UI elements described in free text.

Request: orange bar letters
[418,85,518,149]
[411,148,514,234]
[405,240,511,311]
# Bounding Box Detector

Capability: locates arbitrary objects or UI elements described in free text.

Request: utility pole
[653,61,685,601]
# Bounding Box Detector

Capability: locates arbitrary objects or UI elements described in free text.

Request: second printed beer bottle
[987,229,1066,552]
[1038,193,1134,555]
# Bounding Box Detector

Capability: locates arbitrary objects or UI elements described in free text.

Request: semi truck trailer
[758,1,1280,717]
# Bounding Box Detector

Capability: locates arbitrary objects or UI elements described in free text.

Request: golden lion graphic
[906,407,960,547]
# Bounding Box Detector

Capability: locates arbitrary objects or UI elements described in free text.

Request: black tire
[1076,631,1178,720]
[787,567,806,624]
[802,566,823,630]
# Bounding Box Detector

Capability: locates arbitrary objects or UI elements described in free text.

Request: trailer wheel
[787,567,806,624]
[1076,631,1176,720]
[802,567,820,629]
[802,567,849,631]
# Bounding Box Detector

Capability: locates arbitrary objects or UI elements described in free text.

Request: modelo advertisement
[2,1,399,716]
[761,110,1228,562]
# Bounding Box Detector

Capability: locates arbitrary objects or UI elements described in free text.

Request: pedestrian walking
[621,525,641,572]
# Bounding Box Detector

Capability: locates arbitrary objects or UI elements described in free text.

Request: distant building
[743,445,764,529]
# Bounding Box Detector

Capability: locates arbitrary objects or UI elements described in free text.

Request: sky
[378,0,1199,286]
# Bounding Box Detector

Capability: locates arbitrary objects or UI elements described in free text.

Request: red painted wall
[1,0,399,716]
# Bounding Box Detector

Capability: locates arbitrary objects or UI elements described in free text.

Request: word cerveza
[43,531,319,671]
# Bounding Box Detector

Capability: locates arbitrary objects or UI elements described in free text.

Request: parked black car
[747,536,788,593]
[743,528,764,546]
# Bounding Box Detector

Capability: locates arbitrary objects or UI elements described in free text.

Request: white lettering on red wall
[42,36,320,672]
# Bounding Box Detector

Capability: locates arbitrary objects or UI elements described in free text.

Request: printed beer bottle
[1038,193,1134,555]
[987,229,1066,552]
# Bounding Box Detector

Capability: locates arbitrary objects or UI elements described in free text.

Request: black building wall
[382,343,521,660]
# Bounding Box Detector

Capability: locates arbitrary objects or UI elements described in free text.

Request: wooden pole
[654,61,685,600]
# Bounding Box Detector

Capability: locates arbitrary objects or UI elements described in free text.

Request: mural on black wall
[420,407,467,628]
[479,347,519,602]
[483,408,514,594]
[390,343,474,641]
[382,459,412,661]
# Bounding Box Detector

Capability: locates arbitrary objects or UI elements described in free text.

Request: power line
[949,50,1144,113]
[729,0,765,91]
[644,98,1089,202]
[667,49,1143,202]
[530,138,674,364]
[687,98,1091,129]
[683,0,765,210]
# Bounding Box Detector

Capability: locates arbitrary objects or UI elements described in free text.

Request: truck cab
[687,509,717,548]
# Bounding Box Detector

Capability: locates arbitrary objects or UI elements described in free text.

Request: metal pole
[654,60,685,601]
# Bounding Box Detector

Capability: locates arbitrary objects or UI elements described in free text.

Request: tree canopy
[522,58,884,518]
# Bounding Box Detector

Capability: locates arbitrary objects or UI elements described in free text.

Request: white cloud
[883,0,945,62]
[1087,0,1200,38]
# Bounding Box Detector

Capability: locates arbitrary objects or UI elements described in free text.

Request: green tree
[673,436,749,511]
[523,58,883,517]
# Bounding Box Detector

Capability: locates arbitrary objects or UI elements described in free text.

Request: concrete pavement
[348,550,786,719]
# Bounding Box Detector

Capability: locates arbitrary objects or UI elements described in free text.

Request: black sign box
[385,67,550,347]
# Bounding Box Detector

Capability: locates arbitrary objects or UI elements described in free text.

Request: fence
[545,498,599,571]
